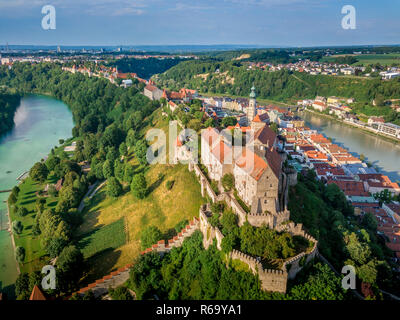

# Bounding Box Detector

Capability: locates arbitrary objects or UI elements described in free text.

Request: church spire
[247,85,257,125]
[250,84,256,99]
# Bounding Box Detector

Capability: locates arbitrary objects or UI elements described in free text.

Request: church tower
[247,85,257,125]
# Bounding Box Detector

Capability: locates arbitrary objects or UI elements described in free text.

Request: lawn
[10,176,59,273]
[77,218,126,260]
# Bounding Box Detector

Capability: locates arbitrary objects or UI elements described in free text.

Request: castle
[200,86,294,227]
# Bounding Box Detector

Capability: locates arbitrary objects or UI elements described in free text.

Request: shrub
[17,207,28,217]
[166,180,174,190]
[222,173,234,191]
[109,286,134,300]
[16,246,25,263]
[131,173,147,199]
[140,226,162,250]
[107,177,123,198]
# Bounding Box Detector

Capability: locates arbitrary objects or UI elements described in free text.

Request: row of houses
[281,124,400,266]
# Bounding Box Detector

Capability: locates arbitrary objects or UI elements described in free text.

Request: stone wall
[230,250,288,293]
[191,164,293,230]
[278,222,319,279]
[140,217,200,255]
[74,264,132,298]
[198,203,318,294]
[199,205,224,250]
[189,162,218,202]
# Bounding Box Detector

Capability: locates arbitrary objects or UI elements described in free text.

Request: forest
[288,170,398,298]
[107,57,191,79]
[128,231,348,300]
[0,62,161,299]
[155,59,400,102]
[0,89,20,137]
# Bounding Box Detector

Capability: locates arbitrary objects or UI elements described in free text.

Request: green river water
[0,95,73,296]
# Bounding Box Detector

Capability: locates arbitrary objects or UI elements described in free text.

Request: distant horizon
[1,0,399,48]
[3,43,400,51]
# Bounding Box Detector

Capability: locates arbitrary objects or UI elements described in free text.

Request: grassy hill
[76,108,206,283]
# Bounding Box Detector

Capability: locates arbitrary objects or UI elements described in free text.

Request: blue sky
[0,0,399,47]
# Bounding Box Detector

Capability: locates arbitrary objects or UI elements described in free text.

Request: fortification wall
[74,264,132,298]
[229,250,287,293]
[199,205,224,250]
[140,217,200,255]
[279,222,319,279]
[192,164,292,229]
[190,163,218,202]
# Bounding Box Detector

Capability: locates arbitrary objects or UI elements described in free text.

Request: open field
[322,53,400,66]
[353,54,400,66]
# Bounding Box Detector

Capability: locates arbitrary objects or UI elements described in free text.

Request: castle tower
[247,85,257,125]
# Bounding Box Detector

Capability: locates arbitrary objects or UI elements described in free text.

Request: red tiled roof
[254,125,277,148]
[30,285,47,301]
[211,140,232,164]
[235,148,268,181]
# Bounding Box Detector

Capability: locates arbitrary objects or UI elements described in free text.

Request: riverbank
[0,95,74,292]
[301,110,400,183]
[6,200,20,275]
[303,108,400,145]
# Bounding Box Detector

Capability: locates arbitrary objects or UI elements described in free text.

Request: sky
[0,0,399,47]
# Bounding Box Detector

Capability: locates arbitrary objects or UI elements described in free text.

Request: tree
[8,192,17,205]
[131,173,147,199]
[30,162,49,183]
[221,117,237,128]
[119,142,128,156]
[345,232,371,265]
[362,212,378,231]
[134,140,148,165]
[15,273,30,299]
[12,220,23,235]
[107,177,123,198]
[187,119,202,132]
[11,185,20,197]
[16,246,25,263]
[56,245,84,292]
[204,118,216,128]
[16,206,28,217]
[109,286,134,300]
[48,184,58,197]
[103,159,114,179]
[222,173,234,191]
[46,237,67,258]
[124,164,135,183]
[269,123,278,134]
[140,226,162,250]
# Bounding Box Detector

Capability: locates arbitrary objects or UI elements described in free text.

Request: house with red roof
[144,84,163,101]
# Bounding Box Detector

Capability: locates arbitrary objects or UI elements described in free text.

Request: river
[0,95,73,297]
[301,111,400,182]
